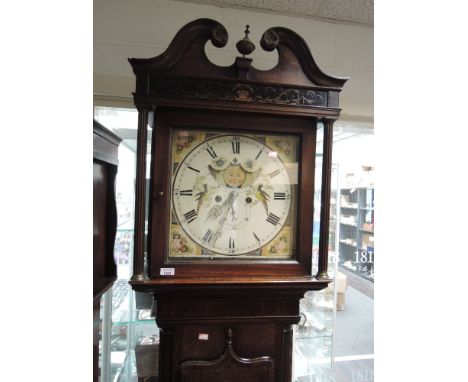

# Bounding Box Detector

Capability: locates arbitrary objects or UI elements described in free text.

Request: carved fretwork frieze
[149,77,328,108]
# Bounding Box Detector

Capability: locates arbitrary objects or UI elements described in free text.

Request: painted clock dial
[171,133,296,258]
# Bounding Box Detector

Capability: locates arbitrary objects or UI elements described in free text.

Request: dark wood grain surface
[93,121,121,382]
[93,121,121,299]
[180,328,274,382]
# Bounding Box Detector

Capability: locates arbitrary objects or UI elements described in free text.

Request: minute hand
[212,191,237,243]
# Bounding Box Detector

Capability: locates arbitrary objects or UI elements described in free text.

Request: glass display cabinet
[293,159,339,382]
[109,281,160,382]
[95,107,162,382]
[98,282,160,382]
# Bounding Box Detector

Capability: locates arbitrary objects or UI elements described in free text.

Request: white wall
[94,0,373,124]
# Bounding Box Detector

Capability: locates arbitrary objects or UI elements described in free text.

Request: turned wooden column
[132,106,152,281]
[317,119,335,279]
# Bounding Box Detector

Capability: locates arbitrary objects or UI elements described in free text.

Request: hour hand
[195,184,208,213]
[255,184,270,215]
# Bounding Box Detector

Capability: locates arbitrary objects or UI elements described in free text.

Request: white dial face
[172,134,293,256]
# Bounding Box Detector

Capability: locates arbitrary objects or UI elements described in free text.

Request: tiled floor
[333,269,374,381]
[338,266,374,300]
[335,359,374,382]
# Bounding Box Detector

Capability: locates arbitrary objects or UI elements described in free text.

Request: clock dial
[171,133,297,258]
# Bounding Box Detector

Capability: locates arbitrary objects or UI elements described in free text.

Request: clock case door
[148,108,317,279]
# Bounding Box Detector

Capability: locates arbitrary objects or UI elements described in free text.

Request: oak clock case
[128,18,347,382]
[170,129,299,260]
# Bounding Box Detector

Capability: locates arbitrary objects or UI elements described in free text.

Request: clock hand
[195,184,208,213]
[255,184,270,215]
[222,191,237,224]
[229,194,238,222]
[212,191,237,244]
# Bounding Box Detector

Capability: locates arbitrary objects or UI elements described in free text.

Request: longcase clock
[128,19,348,382]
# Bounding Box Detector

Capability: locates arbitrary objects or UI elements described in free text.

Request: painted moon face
[223,165,246,187]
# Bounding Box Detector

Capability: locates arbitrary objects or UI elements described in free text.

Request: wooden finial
[236,25,255,57]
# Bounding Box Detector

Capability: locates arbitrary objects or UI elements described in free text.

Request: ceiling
[93,0,374,123]
[176,0,373,26]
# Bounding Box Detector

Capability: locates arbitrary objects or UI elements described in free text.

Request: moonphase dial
[172,134,292,256]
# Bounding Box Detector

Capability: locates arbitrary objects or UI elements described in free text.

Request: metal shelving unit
[338,187,374,281]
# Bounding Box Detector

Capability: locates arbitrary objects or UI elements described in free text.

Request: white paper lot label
[160,268,175,276]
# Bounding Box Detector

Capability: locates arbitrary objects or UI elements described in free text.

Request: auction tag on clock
[160,267,175,276]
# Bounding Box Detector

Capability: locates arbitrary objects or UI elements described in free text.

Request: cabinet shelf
[341,187,374,190]
[340,222,357,227]
[294,333,334,340]
[339,241,357,247]
[338,187,374,281]
[112,319,155,327]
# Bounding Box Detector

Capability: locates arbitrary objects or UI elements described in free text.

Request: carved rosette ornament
[210,24,228,48]
[232,84,254,101]
[260,30,279,51]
